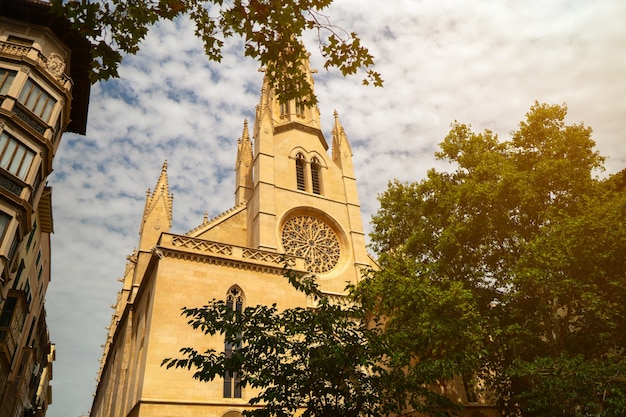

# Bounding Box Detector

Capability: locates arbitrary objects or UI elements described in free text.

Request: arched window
[311,157,321,195]
[224,286,244,398]
[295,154,306,191]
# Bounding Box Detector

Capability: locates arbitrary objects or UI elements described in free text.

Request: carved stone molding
[45,53,65,80]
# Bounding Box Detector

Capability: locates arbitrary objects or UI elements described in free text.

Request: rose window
[281,216,341,273]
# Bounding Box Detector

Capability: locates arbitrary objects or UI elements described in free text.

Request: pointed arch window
[295,154,306,191]
[224,286,243,399]
[310,157,321,195]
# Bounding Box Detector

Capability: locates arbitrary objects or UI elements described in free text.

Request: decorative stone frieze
[0,41,71,86]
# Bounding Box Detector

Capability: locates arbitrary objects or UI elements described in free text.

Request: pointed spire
[242,118,250,141]
[236,119,252,166]
[332,110,353,172]
[139,161,174,251]
[254,51,322,136]
[145,160,173,224]
[235,120,254,205]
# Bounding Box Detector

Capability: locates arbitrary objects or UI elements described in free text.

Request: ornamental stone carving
[45,53,66,80]
[281,215,341,274]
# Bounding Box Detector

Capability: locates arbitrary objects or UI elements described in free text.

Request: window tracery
[281,216,340,273]
[224,286,243,398]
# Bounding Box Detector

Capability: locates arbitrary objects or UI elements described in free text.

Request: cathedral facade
[89,61,375,417]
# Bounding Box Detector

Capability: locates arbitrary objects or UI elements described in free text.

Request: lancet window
[224,286,244,398]
[295,101,305,117]
[279,101,289,118]
[295,153,306,191]
[310,157,321,195]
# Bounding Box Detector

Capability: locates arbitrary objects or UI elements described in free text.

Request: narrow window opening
[0,212,11,241]
[223,286,244,398]
[279,101,290,117]
[0,69,17,95]
[295,101,305,117]
[311,158,321,195]
[7,36,34,46]
[295,154,306,191]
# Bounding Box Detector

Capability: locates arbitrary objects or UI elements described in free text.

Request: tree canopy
[162,268,467,417]
[365,102,626,416]
[51,0,382,105]
[162,103,626,416]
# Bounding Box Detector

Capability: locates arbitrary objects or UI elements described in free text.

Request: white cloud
[45,1,626,415]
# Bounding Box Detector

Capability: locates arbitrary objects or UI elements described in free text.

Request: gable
[187,204,248,246]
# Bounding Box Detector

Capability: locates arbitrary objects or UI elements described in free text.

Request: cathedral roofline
[156,233,307,274]
[185,203,247,237]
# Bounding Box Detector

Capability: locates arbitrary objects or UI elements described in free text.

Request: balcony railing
[0,172,24,197]
[12,104,47,135]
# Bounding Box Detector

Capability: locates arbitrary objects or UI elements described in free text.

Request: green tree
[51,0,382,105]
[162,267,462,416]
[366,102,626,416]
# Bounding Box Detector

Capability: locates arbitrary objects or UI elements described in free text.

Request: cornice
[157,233,303,275]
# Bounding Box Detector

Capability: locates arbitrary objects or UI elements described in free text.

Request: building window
[25,316,36,348]
[295,154,306,192]
[0,132,35,181]
[6,36,34,46]
[0,294,27,360]
[18,78,56,122]
[0,69,17,95]
[0,297,17,340]
[26,221,36,252]
[279,101,290,117]
[224,286,243,399]
[14,260,25,286]
[295,101,305,117]
[310,157,321,195]
[7,233,19,263]
[0,212,11,242]
[24,280,31,306]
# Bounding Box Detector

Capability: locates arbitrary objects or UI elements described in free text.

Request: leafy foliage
[367,102,626,415]
[51,0,382,104]
[162,267,462,416]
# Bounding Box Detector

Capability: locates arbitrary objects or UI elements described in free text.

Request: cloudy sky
[44,0,626,415]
